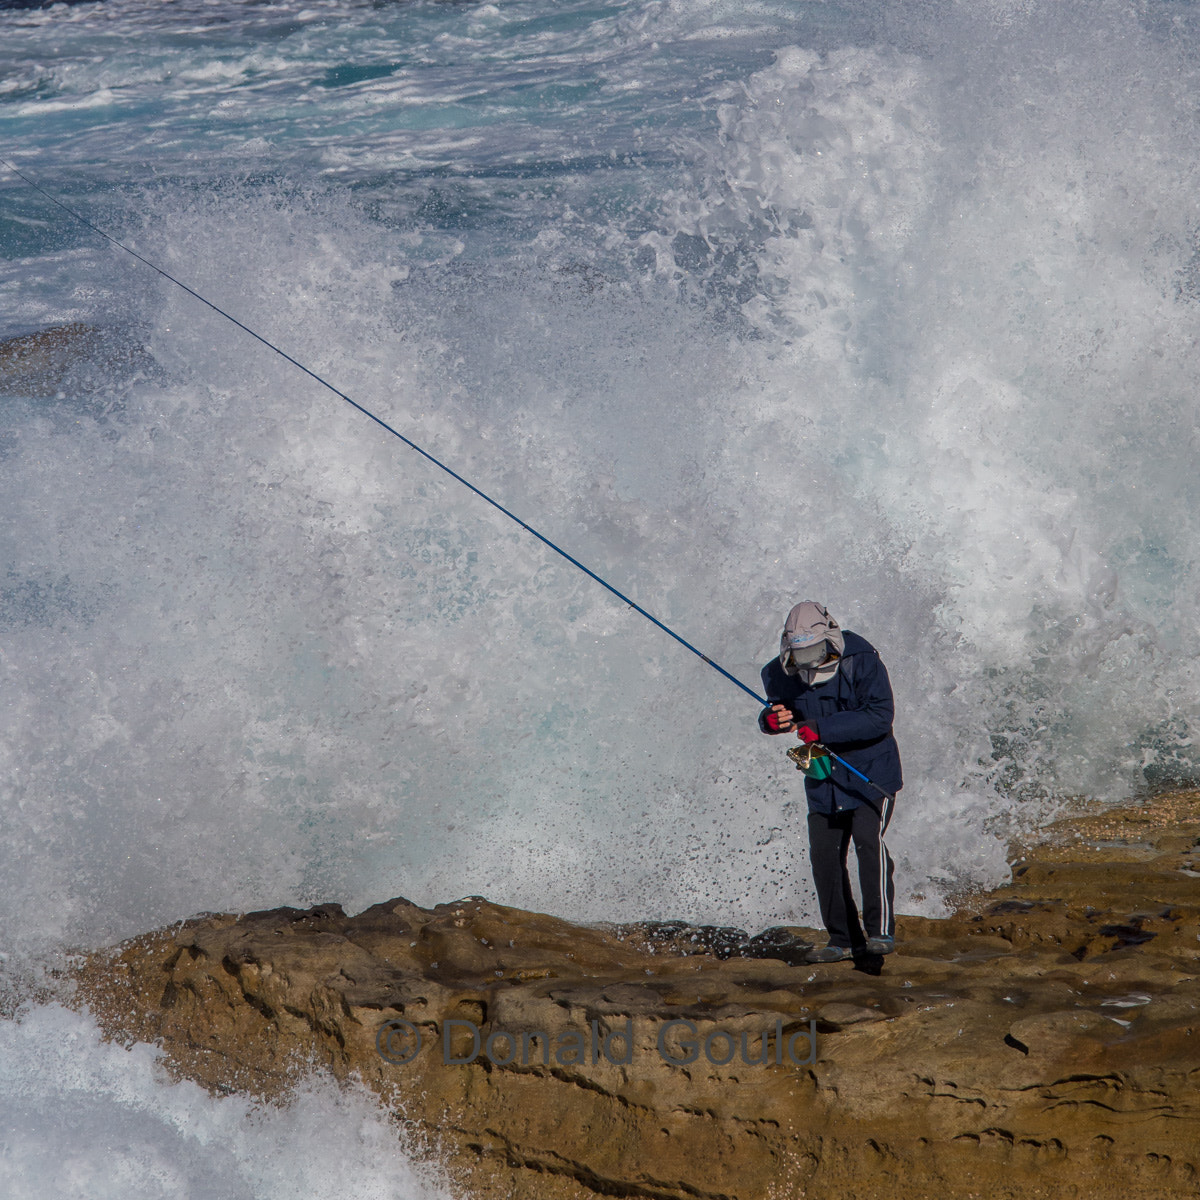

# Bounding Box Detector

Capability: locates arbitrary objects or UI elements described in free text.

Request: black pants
[807,796,895,948]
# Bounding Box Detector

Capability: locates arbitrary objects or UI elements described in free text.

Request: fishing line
[1,158,769,707]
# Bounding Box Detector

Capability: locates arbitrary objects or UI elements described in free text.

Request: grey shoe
[805,944,853,964]
[864,936,895,955]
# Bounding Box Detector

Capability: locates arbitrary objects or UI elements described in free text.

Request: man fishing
[759,601,902,963]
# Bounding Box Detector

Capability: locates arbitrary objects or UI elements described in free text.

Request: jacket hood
[779,601,846,675]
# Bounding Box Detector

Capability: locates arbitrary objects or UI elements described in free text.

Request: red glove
[797,724,820,744]
[763,705,794,733]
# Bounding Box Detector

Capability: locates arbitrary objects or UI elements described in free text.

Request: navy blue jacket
[760,630,902,814]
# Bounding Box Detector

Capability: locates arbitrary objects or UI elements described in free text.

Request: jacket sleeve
[816,653,895,745]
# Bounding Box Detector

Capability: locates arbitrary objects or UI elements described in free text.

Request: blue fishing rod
[2,158,897,804]
[0,158,764,708]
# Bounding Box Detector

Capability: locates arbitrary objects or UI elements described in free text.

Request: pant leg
[806,809,863,948]
[850,796,896,940]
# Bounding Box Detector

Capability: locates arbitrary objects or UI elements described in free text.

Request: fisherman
[759,601,901,963]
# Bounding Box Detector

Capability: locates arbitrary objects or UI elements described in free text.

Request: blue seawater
[3,0,1200,1190]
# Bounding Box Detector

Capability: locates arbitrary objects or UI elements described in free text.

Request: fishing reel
[786,741,835,780]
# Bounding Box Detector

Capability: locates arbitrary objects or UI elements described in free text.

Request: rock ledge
[77,793,1200,1199]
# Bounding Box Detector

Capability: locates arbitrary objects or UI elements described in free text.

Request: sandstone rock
[76,791,1200,1200]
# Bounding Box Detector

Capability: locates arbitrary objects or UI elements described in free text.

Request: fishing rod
[0,157,766,707]
[2,159,897,803]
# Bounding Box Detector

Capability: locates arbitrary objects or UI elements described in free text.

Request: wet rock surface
[0,323,157,401]
[77,792,1200,1199]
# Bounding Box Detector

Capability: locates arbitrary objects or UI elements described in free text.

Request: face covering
[784,640,829,672]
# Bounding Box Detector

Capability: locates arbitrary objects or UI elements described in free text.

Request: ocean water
[0,1002,451,1199]
[3,0,1200,1191]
